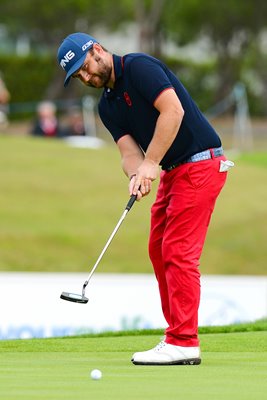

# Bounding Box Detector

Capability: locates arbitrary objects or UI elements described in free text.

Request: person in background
[0,72,10,128]
[57,32,234,366]
[63,106,86,136]
[31,101,65,138]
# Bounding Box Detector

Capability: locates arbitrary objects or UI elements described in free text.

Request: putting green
[0,331,266,400]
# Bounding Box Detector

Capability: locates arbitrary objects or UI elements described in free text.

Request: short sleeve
[127,56,173,105]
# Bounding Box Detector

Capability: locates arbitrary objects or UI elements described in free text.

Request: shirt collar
[104,54,123,98]
[113,54,124,81]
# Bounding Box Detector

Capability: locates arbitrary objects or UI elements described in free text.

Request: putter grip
[125,193,137,211]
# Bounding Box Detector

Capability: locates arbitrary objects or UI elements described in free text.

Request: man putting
[57,32,232,365]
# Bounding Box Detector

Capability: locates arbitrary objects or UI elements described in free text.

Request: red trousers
[149,155,227,347]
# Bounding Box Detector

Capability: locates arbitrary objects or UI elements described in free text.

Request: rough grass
[0,134,266,274]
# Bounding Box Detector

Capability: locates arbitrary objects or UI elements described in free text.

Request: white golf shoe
[131,341,201,365]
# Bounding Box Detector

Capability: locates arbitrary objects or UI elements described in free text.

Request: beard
[85,54,112,88]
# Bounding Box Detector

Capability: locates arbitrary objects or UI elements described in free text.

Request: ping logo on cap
[60,50,76,70]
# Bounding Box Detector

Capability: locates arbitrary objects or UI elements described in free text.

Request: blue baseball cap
[57,32,98,87]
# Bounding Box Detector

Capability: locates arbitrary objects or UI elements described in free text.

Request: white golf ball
[90,369,102,380]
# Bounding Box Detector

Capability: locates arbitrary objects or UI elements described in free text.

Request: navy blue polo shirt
[98,54,221,170]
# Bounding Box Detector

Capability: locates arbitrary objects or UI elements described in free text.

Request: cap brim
[64,53,87,87]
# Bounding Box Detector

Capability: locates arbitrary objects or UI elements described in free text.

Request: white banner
[0,273,266,339]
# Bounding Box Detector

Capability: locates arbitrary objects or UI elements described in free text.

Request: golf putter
[60,192,138,304]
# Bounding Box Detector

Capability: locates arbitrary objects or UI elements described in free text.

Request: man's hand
[129,158,159,200]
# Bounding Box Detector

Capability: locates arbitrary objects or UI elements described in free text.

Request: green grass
[239,151,267,168]
[0,135,267,274]
[0,322,266,400]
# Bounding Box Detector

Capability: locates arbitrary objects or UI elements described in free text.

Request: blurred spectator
[31,101,65,138]
[63,107,86,136]
[0,72,10,128]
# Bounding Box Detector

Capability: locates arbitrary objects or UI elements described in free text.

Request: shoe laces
[155,341,167,352]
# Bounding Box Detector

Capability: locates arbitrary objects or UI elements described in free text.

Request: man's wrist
[144,157,160,166]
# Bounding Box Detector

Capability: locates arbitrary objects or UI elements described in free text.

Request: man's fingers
[141,178,151,194]
[133,180,141,195]
[133,179,151,196]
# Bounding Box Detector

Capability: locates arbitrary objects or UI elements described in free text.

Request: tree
[0,0,131,48]
[134,0,166,56]
[163,0,267,98]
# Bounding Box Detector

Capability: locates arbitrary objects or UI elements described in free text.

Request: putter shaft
[83,209,128,289]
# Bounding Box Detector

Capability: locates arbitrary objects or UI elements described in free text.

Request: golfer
[58,33,232,365]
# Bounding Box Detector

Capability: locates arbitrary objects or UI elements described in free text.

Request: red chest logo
[124,92,132,107]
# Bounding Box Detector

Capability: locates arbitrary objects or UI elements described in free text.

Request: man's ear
[93,43,104,54]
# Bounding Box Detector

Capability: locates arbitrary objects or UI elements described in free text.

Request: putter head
[60,291,89,304]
